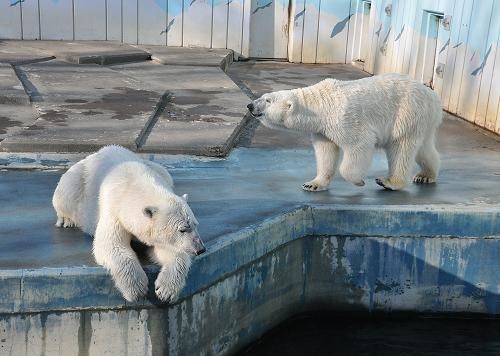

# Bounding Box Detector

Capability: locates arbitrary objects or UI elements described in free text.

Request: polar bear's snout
[193,235,206,256]
[247,100,264,117]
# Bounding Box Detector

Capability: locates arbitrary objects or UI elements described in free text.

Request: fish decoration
[330,14,353,38]
[252,1,272,14]
[439,38,450,54]
[10,0,25,6]
[471,45,492,76]
[470,50,476,62]
[294,9,305,22]
[160,18,175,35]
[394,25,404,41]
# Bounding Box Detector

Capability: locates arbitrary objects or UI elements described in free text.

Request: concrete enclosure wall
[1,0,499,133]
[1,206,499,355]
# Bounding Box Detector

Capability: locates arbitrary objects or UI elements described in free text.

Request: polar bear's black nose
[247,103,254,111]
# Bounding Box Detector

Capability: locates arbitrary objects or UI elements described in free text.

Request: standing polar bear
[247,73,442,191]
[53,145,205,302]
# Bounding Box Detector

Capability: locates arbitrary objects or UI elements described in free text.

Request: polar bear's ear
[182,194,189,201]
[143,206,158,219]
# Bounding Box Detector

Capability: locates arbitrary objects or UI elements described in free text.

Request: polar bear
[247,73,442,191]
[52,145,205,302]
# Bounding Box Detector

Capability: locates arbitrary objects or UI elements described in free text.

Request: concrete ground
[0,41,499,270]
[0,40,242,155]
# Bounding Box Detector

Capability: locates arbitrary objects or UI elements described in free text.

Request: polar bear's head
[134,193,205,257]
[247,90,297,131]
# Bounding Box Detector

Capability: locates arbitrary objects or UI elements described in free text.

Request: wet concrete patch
[0,117,23,135]
[38,110,69,124]
[61,87,159,120]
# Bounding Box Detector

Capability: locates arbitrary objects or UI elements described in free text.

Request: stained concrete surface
[1,114,499,268]
[0,60,163,151]
[0,41,247,155]
[109,62,249,155]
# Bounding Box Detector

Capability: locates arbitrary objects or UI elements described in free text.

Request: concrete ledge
[0,205,499,354]
[63,51,152,65]
[1,205,498,314]
[138,45,234,72]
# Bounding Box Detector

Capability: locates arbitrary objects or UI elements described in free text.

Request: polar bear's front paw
[375,177,405,191]
[302,180,328,192]
[55,216,76,228]
[113,265,149,302]
[155,268,185,303]
[413,173,436,184]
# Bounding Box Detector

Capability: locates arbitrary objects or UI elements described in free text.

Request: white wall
[288,0,500,135]
[1,0,499,134]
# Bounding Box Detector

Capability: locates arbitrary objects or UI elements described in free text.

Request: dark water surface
[236,313,500,356]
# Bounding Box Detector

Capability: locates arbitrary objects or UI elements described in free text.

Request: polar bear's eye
[179,223,192,233]
[266,98,271,103]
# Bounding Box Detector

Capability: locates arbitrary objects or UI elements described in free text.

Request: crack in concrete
[11,65,44,103]
[135,91,173,150]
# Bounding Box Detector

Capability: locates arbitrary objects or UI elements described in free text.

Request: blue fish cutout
[470,50,476,62]
[394,25,404,41]
[471,45,492,76]
[253,1,272,14]
[10,0,24,6]
[160,18,175,35]
[452,42,462,49]
[294,9,305,21]
[330,14,353,38]
[439,38,450,54]
[375,24,382,37]
[382,26,391,44]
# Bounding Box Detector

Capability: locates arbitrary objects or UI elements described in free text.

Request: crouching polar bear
[52,145,205,302]
[247,73,442,191]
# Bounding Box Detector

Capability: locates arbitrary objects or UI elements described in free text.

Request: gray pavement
[0,41,247,155]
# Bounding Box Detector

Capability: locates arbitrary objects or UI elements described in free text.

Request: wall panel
[301,0,320,63]
[0,1,21,40]
[21,0,40,40]
[39,0,73,40]
[227,0,244,54]
[74,0,106,40]
[122,0,138,44]
[183,0,212,47]
[288,0,305,63]
[138,0,167,45]
[456,0,495,122]
[474,0,500,128]
[107,0,123,41]
[212,0,229,48]
[167,0,183,46]
[316,0,351,63]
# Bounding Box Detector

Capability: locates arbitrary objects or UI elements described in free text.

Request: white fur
[249,73,442,191]
[52,145,204,302]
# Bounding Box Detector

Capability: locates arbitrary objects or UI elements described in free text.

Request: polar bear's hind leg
[413,131,440,184]
[377,138,418,190]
